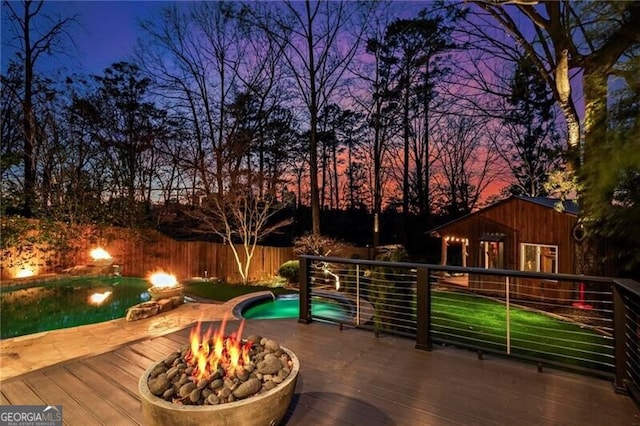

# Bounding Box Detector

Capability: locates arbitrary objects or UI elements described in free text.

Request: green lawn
[183,281,296,302]
[430,290,614,372]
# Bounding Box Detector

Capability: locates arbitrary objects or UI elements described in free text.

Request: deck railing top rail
[298,254,625,285]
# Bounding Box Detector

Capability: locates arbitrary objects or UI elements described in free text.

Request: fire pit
[138,319,299,426]
[90,247,113,267]
[148,271,184,301]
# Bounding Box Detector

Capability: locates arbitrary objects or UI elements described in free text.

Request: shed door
[479,240,504,269]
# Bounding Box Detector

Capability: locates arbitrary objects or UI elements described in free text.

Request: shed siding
[436,198,577,274]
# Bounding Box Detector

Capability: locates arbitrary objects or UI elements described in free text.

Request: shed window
[520,243,557,273]
[480,241,504,269]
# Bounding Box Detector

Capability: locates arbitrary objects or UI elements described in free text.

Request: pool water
[241,294,349,321]
[1,276,151,339]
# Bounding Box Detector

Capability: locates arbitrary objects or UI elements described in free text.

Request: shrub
[278,260,300,284]
[293,233,344,256]
[375,244,409,262]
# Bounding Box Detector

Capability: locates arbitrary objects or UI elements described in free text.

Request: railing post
[612,283,628,393]
[298,256,312,324]
[356,264,361,326]
[506,276,511,355]
[415,266,431,351]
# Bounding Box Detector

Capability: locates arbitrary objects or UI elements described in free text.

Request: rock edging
[126,295,184,321]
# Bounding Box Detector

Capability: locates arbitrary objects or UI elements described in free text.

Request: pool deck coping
[0,291,273,381]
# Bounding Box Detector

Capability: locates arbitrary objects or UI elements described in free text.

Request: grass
[183,281,297,302]
[430,290,614,372]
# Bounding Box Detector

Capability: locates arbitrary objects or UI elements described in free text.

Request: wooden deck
[1,319,638,425]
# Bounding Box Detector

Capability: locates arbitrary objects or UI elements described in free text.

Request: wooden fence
[1,226,295,283]
[107,234,296,283]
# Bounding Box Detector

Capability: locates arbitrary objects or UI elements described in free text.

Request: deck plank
[64,362,144,424]
[88,353,144,400]
[109,346,154,372]
[0,379,45,405]
[41,365,136,425]
[127,340,176,362]
[1,319,637,425]
[21,368,103,426]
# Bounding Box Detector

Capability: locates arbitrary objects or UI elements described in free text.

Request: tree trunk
[582,66,608,164]
[22,4,36,217]
[402,73,411,246]
[421,65,430,220]
[332,141,339,209]
[306,0,321,235]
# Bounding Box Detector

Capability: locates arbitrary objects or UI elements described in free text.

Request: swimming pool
[239,293,350,321]
[1,276,151,339]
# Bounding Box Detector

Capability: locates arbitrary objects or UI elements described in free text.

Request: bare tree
[362,35,397,220]
[137,2,244,200]
[347,1,400,246]
[1,64,27,209]
[244,0,371,235]
[184,189,294,284]
[138,2,292,204]
[2,0,75,216]
[431,115,499,216]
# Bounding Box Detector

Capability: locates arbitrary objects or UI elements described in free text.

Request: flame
[88,291,112,305]
[15,267,35,278]
[185,316,253,381]
[90,247,112,260]
[149,271,178,289]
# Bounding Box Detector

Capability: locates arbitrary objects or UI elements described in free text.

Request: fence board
[1,226,295,283]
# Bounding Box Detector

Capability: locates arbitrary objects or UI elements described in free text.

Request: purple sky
[2,1,585,118]
[2,1,175,75]
[2,1,430,76]
[64,1,164,73]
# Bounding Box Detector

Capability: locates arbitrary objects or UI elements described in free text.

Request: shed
[428,196,580,302]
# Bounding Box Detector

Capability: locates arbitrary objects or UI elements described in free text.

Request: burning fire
[88,291,112,305]
[149,271,178,289]
[15,267,35,279]
[90,247,112,261]
[186,317,253,381]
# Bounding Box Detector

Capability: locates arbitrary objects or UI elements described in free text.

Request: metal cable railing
[616,279,640,403]
[428,272,615,375]
[298,255,640,400]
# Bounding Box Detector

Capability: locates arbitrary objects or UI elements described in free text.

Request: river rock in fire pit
[145,340,292,405]
[233,378,262,399]
[139,324,299,426]
[262,338,281,352]
[149,374,171,396]
[257,354,283,375]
